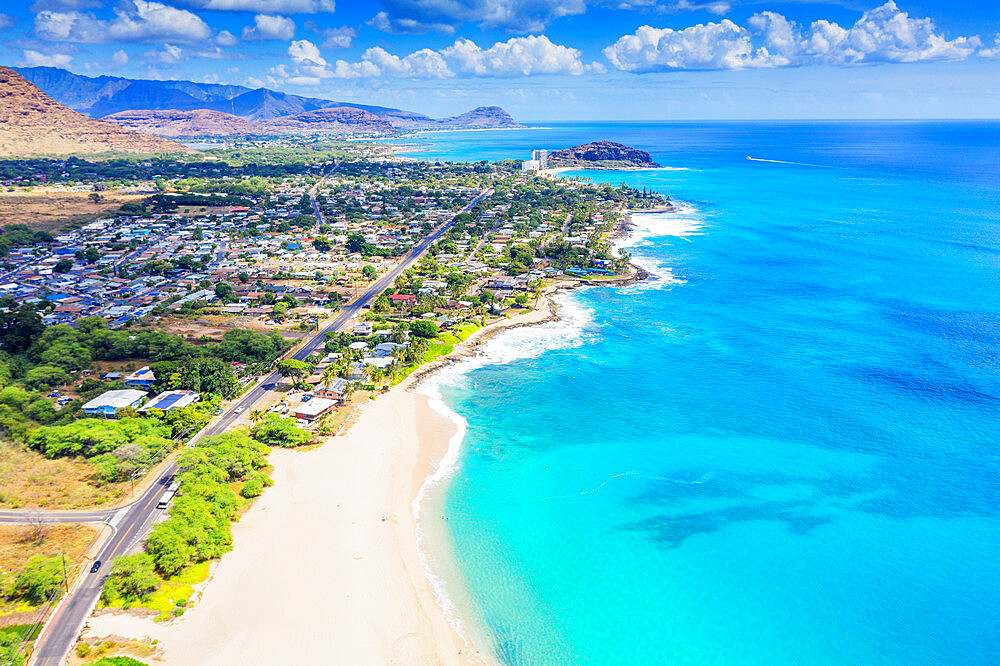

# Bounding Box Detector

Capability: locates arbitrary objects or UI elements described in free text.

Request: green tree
[362,265,377,280]
[214,283,233,301]
[11,555,64,605]
[409,320,438,339]
[0,306,44,353]
[23,365,68,390]
[53,258,73,273]
[101,553,163,603]
[276,359,309,379]
[250,414,312,448]
[312,236,332,252]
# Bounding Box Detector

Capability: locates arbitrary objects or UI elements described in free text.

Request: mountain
[13,66,522,130]
[0,67,191,157]
[548,141,660,169]
[260,107,395,134]
[102,109,262,138]
[437,106,522,129]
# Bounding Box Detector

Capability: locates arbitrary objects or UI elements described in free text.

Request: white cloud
[370,0,586,34]
[441,35,587,76]
[241,14,295,41]
[35,0,213,44]
[21,49,73,67]
[605,2,981,72]
[185,0,334,12]
[144,43,184,63]
[979,35,1000,59]
[216,29,239,46]
[83,48,130,70]
[604,20,785,71]
[274,34,590,83]
[303,21,355,49]
[798,1,980,64]
[0,14,15,30]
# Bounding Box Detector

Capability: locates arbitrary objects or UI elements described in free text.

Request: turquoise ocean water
[404,123,1000,665]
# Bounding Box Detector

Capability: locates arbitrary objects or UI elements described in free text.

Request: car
[90,560,102,573]
[214,408,224,415]
[47,391,59,397]
[234,406,246,414]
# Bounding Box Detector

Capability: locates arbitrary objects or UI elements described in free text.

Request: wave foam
[614,203,705,291]
[410,291,596,650]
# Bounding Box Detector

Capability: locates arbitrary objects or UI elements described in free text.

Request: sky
[1,0,998,120]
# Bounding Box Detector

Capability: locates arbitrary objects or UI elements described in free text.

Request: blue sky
[1,0,998,120]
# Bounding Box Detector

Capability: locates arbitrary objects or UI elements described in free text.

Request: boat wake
[746,156,838,169]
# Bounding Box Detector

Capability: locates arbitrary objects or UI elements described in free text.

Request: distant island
[548,141,661,169]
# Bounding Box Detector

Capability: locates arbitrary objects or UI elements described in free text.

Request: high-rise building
[531,149,548,168]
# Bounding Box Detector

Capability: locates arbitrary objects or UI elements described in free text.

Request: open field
[0,190,144,232]
[0,523,97,582]
[0,443,120,509]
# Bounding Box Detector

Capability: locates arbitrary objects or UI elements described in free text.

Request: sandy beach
[80,293,569,665]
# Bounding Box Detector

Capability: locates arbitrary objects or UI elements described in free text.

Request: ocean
[405,122,1000,665]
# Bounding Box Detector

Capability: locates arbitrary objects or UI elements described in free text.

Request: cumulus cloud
[216,29,239,46]
[181,0,334,12]
[241,14,295,40]
[605,2,982,71]
[272,34,591,84]
[604,20,785,71]
[21,49,73,67]
[304,21,355,48]
[979,35,1000,59]
[82,49,129,70]
[370,0,586,34]
[35,0,212,44]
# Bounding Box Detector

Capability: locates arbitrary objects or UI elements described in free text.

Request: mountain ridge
[0,66,192,157]
[14,66,523,131]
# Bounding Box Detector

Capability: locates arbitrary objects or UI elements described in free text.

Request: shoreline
[76,197,667,663]
[76,283,581,665]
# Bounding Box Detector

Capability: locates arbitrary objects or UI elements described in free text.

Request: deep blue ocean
[404,122,1000,665]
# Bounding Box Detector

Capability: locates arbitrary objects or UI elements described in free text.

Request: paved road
[27,184,493,666]
[0,510,115,524]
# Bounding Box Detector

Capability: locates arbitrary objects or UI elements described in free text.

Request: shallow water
[409,122,1000,665]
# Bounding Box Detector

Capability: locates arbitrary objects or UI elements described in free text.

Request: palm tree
[369,366,385,389]
[249,408,265,424]
[321,365,338,388]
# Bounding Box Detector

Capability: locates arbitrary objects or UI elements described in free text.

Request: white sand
[82,295,572,665]
[85,391,486,665]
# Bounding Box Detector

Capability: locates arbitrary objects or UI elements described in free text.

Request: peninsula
[548,141,661,169]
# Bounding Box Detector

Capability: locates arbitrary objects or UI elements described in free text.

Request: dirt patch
[0,190,145,232]
[0,443,121,509]
[0,523,97,576]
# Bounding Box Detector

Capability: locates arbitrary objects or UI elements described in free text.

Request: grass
[0,442,122,509]
[98,562,207,622]
[0,523,97,579]
[0,624,41,642]
[0,190,145,232]
[0,524,97,621]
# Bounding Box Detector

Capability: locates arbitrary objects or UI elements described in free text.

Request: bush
[250,414,312,448]
[240,478,263,498]
[409,320,438,338]
[101,553,163,604]
[10,555,64,605]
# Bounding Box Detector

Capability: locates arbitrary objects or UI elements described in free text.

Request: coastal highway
[26,185,493,666]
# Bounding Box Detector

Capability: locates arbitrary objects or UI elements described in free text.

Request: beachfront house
[82,389,148,417]
[294,397,337,423]
[314,378,349,402]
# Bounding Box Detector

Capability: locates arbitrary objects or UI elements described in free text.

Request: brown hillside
[102,108,263,137]
[0,66,192,157]
[260,106,395,134]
